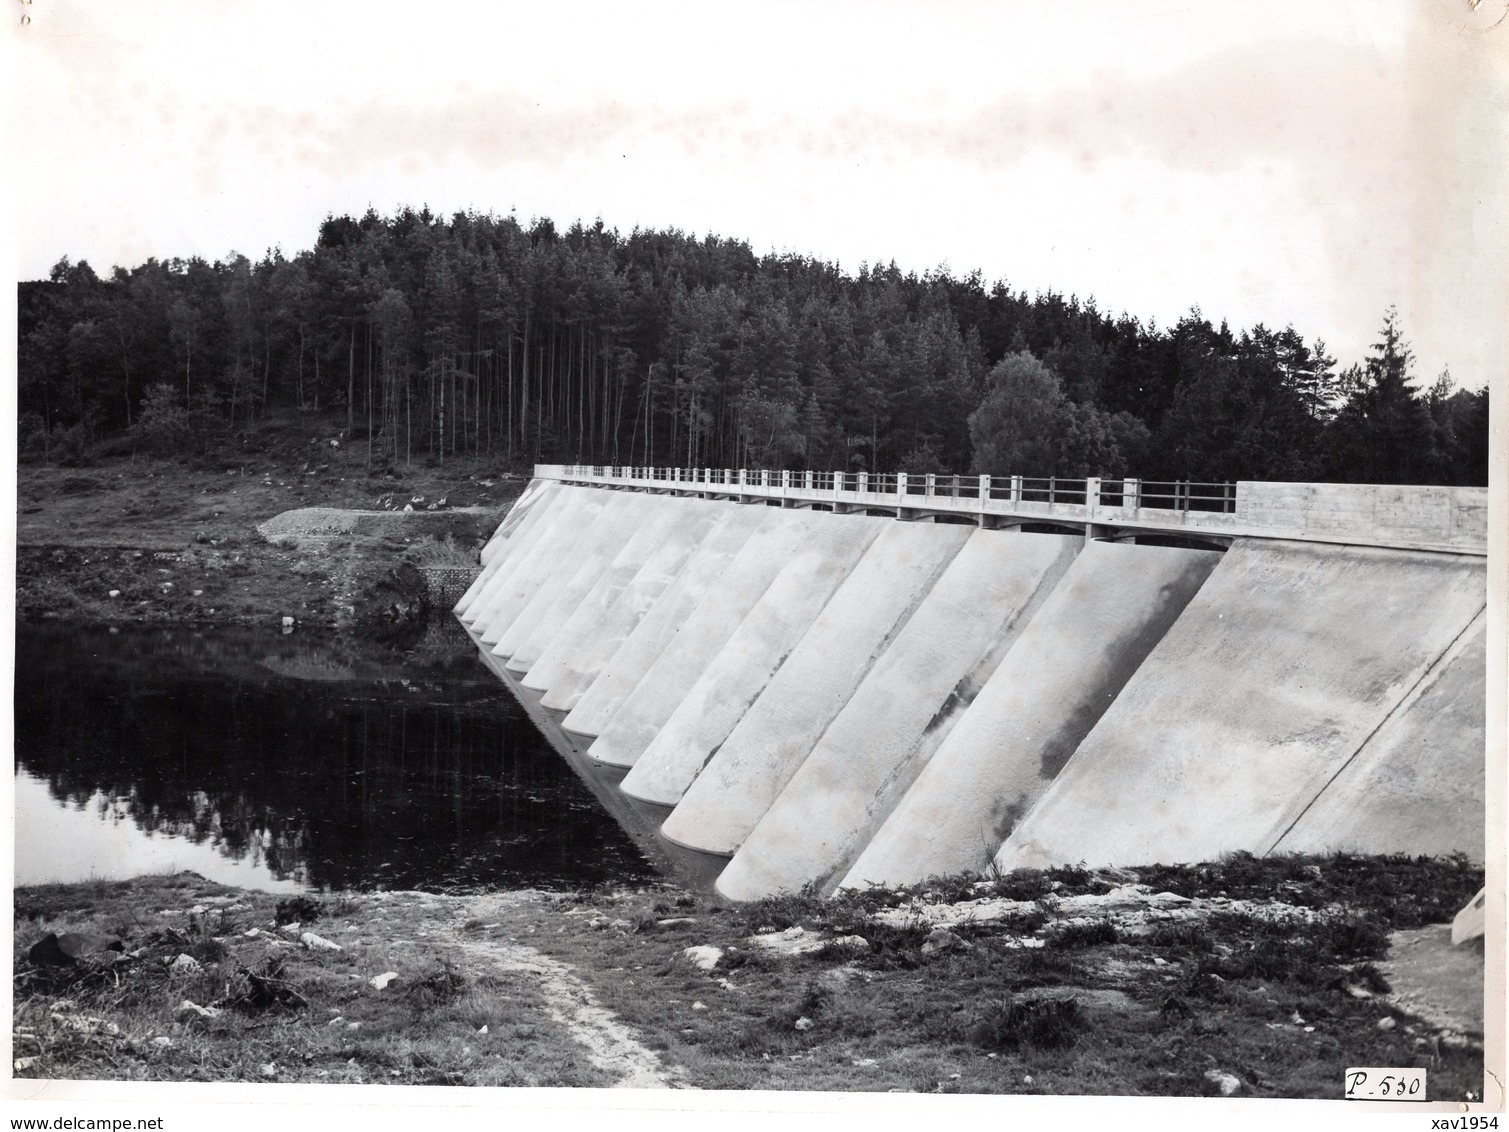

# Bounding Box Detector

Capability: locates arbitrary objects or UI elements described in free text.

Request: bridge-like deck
[537,465,1487,557]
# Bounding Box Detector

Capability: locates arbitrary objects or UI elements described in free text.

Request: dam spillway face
[458,479,1487,899]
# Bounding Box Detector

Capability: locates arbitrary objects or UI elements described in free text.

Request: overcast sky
[6,0,1507,391]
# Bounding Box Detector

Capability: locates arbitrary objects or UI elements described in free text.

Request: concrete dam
[456,466,1489,900]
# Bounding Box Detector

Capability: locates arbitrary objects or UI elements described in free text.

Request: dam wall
[460,472,1489,900]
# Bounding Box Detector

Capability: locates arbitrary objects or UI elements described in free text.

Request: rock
[1204,1069,1242,1096]
[259,1063,277,1078]
[243,928,261,939]
[1377,1017,1397,1031]
[108,590,121,598]
[920,928,968,956]
[300,932,342,952]
[692,1001,708,1012]
[151,1036,173,1049]
[175,1000,220,1021]
[822,935,871,956]
[682,945,724,971]
[369,971,399,989]
[749,927,830,957]
[13,1057,37,1072]
[794,1017,815,1032]
[27,932,124,968]
[477,1025,488,1035]
[281,616,295,628]
[168,954,203,976]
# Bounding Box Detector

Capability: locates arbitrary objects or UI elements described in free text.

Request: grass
[12,854,1486,1098]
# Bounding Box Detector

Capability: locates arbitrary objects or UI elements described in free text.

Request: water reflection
[13,621,659,893]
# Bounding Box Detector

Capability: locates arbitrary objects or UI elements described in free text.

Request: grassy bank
[15,407,524,633]
[13,854,1485,1098]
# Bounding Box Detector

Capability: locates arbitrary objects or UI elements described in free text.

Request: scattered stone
[1205,1069,1242,1096]
[682,945,724,971]
[477,1025,488,1035]
[852,1058,878,1068]
[1022,1073,1033,1083]
[300,931,342,952]
[327,1017,346,1027]
[823,935,871,956]
[151,1036,173,1049]
[920,928,969,956]
[1377,1017,1397,1031]
[1152,956,1168,966]
[168,954,203,976]
[794,1017,815,1032]
[108,590,120,598]
[692,1002,708,1012]
[260,1063,277,1078]
[175,1000,221,1021]
[243,928,261,939]
[749,927,830,957]
[369,971,399,989]
[13,1057,37,1071]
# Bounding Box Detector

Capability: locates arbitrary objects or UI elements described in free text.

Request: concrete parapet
[994,539,1487,871]
[840,540,1221,891]
[561,505,770,737]
[660,520,973,855]
[619,513,886,806]
[715,529,1079,901]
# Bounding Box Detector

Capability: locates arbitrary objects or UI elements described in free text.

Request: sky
[5,0,1507,393]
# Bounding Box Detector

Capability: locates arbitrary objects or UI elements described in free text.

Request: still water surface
[13,620,659,893]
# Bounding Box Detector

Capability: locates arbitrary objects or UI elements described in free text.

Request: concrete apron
[659,519,973,856]
[715,528,1080,902]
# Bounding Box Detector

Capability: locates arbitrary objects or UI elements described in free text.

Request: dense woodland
[17,207,1489,486]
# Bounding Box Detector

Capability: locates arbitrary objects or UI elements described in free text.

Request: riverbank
[13,855,1486,1099]
[14,409,525,634]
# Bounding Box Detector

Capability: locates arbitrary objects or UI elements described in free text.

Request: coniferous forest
[17,207,1489,486]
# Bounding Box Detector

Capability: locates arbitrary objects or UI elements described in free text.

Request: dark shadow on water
[14,618,661,894]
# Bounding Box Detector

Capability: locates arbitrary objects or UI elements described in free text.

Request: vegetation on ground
[13,853,1485,1098]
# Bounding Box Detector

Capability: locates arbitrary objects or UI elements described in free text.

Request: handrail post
[925,473,935,498]
[1086,476,1100,517]
[1049,476,1056,505]
[858,471,868,494]
[897,472,907,499]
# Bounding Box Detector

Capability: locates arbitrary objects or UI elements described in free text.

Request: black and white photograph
[5,2,1504,1128]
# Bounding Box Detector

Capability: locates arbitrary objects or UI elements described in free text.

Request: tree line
[17,206,1489,486]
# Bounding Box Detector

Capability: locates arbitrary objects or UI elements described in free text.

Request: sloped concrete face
[715,529,1080,901]
[458,480,569,622]
[618,513,886,806]
[524,496,723,697]
[1272,612,1486,863]
[474,488,606,645]
[840,540,1221,892]
[490,492,643,659]
[659,520,973,855]
[503,492,658,674]
[587,508,831,768]
[456,479,560,615]
[561,505,770,736]
[994,539,1487,872]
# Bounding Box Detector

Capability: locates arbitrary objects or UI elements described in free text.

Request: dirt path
[447,897,687,1090]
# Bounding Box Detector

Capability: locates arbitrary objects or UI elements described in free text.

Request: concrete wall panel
[457,480,563,617]
[842,541,1221,891]
[473,489,604,644]
[715,529,1079,900]
[586,508,824,767]
[503,493,659,673]
[994,540,1486,871]
[1271,612,1486,862]
[524,496,722,695]
[619,514,886,805]
[660,520,972,854]
[561,505,769,736]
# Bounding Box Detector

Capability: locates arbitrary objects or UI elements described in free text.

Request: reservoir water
[12,620,659,894]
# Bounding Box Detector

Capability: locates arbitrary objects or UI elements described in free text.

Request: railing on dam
[534,465,1487,556]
